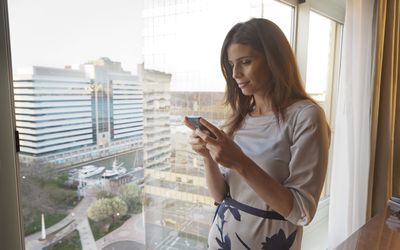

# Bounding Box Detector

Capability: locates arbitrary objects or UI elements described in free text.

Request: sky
[7,0,326,93]
[8,0,144,75]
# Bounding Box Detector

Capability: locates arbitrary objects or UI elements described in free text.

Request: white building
[13,66,93,157]
[14,58,144,166]
[139,64,171,171]
[82,58,144,147]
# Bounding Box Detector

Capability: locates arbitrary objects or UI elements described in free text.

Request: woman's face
[227,43,270,97]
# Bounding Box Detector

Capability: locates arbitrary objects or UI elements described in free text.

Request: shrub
[87,197,128,223]
[117,184,142,213]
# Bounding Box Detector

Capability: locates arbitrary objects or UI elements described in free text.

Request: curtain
[367,0,400,218]
[327,0,376,248]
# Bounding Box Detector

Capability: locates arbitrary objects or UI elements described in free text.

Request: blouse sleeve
[284,105,331,226]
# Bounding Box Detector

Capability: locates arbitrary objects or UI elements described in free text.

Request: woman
[184,18,330,250]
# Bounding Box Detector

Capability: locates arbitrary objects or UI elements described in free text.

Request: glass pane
[304,11,343,203]
[9,1,146,249]
[305,11,337,109]
[262,0,294,44]
[303,13,341,250]
[8,1,294,250]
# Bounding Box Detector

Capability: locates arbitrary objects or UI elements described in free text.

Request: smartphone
[186,116,216,139]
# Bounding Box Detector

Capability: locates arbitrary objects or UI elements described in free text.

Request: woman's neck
[251,96,273,116]
[251,97,305,116]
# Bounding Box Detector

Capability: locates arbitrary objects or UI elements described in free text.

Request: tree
[108,197,128,223]
[95,189,116,199]
[88,197,128,223]
[117,184,142,213]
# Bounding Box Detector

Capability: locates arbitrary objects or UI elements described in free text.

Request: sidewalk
[77,217,97,250]
[24,195,96,250]
[96,213,145,250]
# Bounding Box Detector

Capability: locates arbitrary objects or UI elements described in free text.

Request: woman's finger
[192,144,206,150]
[195,128,217,144]
[189,136,204,145]
[189,131,198,139]
[183,116,196,130]
[199,118,222,139]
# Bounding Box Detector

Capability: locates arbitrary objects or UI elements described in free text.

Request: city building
[139,63,172,171]
[13,66,93,162]
[82,58,144,151]
[14,58,143,168]
[144,90,226,248]
[141,1,233,248]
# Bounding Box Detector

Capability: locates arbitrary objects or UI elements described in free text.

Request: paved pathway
[96,213,145,250]
[25,214,74,249]
[77,217,97,250]
[24,188,145,250]
[103,240,145,250]
[24,193,96,250]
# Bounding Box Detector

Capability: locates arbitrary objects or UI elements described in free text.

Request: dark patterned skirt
[208,197,300,250]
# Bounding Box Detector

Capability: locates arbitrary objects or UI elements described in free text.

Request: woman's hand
[184,117,228,202]
[195,118,248,171]
[183,117,212,159]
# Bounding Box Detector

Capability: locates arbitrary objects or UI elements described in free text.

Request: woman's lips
[238,81,250,88]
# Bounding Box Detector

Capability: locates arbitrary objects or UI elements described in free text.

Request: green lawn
[48,230,81,250]
[22,174,80,236]
[24,212,66,236]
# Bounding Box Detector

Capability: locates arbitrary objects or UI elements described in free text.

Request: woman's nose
[232,65,242,79]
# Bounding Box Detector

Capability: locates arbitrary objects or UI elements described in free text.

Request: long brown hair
[220,18,314,136]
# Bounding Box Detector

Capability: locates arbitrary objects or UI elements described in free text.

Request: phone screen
[186,116,216,139]
[187,116,201,129]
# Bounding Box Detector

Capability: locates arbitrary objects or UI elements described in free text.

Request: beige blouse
[208,99,331,250]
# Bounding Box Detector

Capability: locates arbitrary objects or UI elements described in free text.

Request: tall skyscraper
[141,1,236,248]
[139,63,172,171]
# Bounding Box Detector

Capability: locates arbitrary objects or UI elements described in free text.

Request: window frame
[0,0,24,249]
[271,0,344,200]
[0,0,346,249]
[291,1,344,248]
[294,0,344,199]
[294,0,345,84]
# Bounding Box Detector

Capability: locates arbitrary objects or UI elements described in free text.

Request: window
[295,2,344,249]
[306,11,341,120]
[9,1,146,250]
[305,11,343,198]
[262,0,295,44]
[2,0,344,249]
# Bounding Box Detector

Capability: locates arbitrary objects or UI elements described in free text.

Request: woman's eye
[241,59,251,64]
